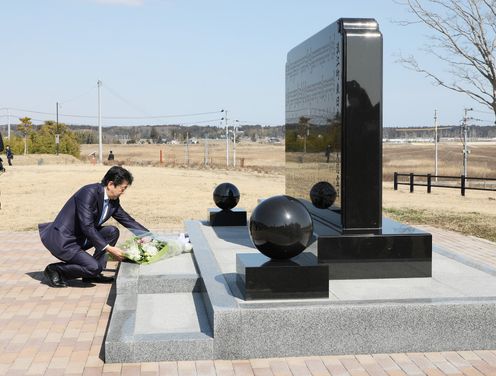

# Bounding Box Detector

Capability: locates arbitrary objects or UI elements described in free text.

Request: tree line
[383,125,496,140]
[0,121,284,157]
[68,124,284,144]
[2,118,80,157]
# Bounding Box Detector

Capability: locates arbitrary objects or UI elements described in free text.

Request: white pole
[7,108,10,139]
[204,135,209,165]
[225,110,229,167]
[434,109,438,182]
[462,107,472,178]
[185,132,189,165]
[97,80,103,164]
[233,120,237,167]
[463,109,468,177]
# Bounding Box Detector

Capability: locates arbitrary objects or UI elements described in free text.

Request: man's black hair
[101,166,133,186]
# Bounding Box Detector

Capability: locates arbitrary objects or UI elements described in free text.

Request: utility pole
[225,111,229,168]
[434,109,438,182]
[233,120,239,167]
[222,109,229,167]
[185,132,190,165]
[97,80,103,164]
[56,102,60,155]
[462,107,472,177]
[7,108,10,139]
[204,135,209,166]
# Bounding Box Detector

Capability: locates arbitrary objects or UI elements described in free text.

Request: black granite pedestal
[236,252,329,300]
[317,217,432,279]
[208,208,247,226]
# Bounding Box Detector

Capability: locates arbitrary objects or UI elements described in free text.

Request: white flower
[120,232,193,264]
[177,233,193,253]
[142,242,158,256]
[140,236,153,243]
[125,242,142,261]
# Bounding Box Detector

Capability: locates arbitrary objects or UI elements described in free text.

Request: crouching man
[39,166,148,287]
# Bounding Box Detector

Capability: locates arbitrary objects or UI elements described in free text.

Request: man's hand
[106,245,125,261]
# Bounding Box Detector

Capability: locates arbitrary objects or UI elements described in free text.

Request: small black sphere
[310,181,337,209]
[213,183,240,210]
[249,195,313,260]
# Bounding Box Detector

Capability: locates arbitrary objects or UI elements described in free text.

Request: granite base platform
[105,221,496,362]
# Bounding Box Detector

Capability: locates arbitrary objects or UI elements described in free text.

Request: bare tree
[396,0,496,122]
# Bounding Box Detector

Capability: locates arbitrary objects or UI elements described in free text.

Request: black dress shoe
[82,274,115,284]
[44,265,67,288]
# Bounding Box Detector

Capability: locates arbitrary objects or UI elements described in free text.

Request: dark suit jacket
[39,183,148,261]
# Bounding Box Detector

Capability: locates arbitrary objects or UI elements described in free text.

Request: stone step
[106,250,213,362]
[106,291,213,362]
[117,252,202,295]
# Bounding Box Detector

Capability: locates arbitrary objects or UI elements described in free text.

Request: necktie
[98,199,109,226]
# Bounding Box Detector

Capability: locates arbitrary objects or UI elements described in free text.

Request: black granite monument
[285,18,432,279]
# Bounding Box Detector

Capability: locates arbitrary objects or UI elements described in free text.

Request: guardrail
[393,172,496,196]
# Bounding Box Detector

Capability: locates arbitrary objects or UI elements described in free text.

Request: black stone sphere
[310,181,337,209]
[213,183,240,210]
[249,195,313,260]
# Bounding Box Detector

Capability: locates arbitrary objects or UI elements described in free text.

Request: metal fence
[393,172,496,196]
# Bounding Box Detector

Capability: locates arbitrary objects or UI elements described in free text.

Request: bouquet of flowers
[120,232,192,264]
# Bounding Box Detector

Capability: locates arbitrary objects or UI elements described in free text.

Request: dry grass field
[383,141,496,179]
[1,141,495,241]
[384,141,496,242]
[0,164,284,233]
[80,141,285,174]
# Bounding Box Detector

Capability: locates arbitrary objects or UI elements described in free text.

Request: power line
[102,111,222,120]
[59,86,97,105]
[1,112,223,126]
[1,106,222,120]
[176,118,223,126]
[1,107,275,126]
[102,84,151,117]
[472,109,493,114]
[0,114,49,123]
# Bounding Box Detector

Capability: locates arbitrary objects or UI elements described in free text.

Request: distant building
[186,137,199,144]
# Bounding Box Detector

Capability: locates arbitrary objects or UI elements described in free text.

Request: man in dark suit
[39,166,149,287]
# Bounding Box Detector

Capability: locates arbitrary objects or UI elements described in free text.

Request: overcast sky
[0,0,493,127]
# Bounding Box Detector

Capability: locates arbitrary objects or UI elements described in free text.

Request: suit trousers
[50,226,120,280]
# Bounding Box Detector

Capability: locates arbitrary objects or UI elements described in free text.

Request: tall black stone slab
[285,18,432,279]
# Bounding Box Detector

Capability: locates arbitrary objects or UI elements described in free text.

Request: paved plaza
[1,227,496,375]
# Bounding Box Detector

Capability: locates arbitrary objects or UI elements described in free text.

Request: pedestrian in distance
[39,166,149,288]
[325,144,331,163]
[6,145,13,166]
[0,133,4,173]
[108,150,115,161]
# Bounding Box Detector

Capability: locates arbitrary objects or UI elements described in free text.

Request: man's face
[106,180,129,200]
